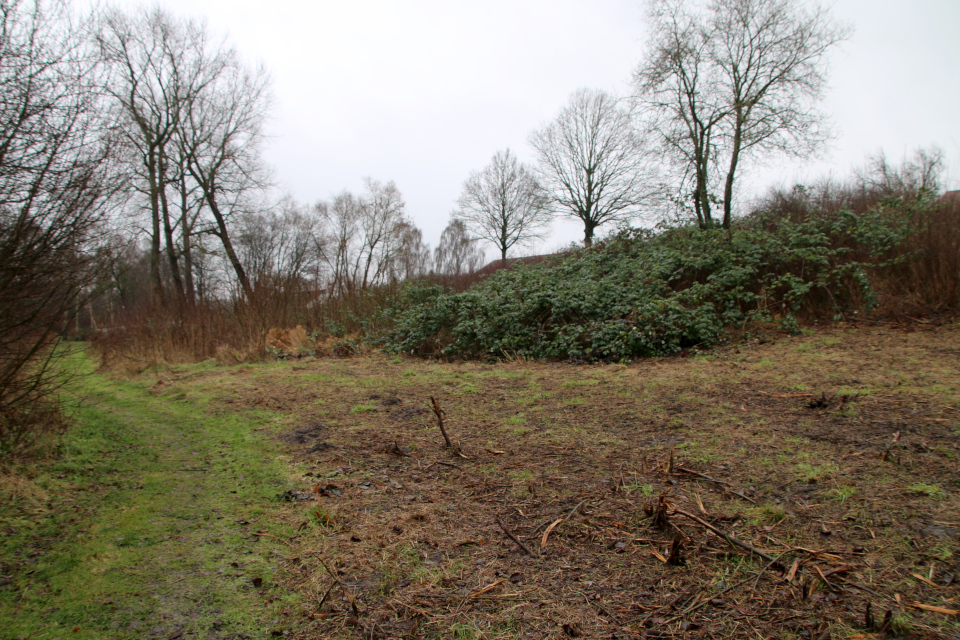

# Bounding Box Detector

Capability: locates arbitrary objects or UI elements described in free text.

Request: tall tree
[314,192,360,297]
[456,149,550,260]
[530,90,653,246]
[97,7,192,304]
[354,179,407,289]
[635,0,727,227]
[636,0,848,228]
[178,46,270,300]
[98,6,271,302]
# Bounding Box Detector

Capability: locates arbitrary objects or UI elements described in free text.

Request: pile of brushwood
[385,197,957,361]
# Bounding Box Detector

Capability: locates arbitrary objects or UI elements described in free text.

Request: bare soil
[229,322,959,639]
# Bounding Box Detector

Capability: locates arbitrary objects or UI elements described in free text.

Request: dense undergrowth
[383,195,959,361]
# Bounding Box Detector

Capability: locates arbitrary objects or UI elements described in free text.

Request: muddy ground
[209,321,960,639]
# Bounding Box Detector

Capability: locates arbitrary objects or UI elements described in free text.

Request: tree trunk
[158,147,185,305]
[694,124,713,228]
[204,186,253,299]
[583,220,596,247]
[179,172,197,308]
[146,150,165,306]
[696,156,712,227]
[722,113,744,230]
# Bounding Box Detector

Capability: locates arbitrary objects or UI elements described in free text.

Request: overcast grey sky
[96,0,960,255]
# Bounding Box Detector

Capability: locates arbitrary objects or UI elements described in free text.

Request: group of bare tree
[635,0,849,229]
[224,179,484,302]
[0,0,122,452]
[93,6,472,316]
[454,0,847,254]
[310,179,428,297]
[96,6,271,306]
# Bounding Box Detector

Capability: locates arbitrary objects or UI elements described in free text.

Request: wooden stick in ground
[497,517,535,556]
[430,396,453,448]
[673,508,782,567]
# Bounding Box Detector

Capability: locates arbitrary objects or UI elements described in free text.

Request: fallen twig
[910,602,958,615]
[674,466,757,504]
[662,576,753,625]
[388,598,433,617]
[673,508,782,567]
[497,517,535,556]
[634,592,688,629]
[751,552,790,591]
[563,500,586,523]
[834,575,895,603]
[316,556,360,618]
[469,579,506,598]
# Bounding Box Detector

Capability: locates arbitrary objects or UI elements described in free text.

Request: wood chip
[540,518,563,551]
[786,558,801,582]
[909,602,958,615]
[650,549,667,563]
[469,579,505,598]
[911,572,940,588]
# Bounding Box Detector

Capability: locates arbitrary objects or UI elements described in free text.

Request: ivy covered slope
[385,206,913,361]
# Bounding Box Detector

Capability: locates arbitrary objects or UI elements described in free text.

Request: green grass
[909,483,948,499]
[350,404,378,413]
[0,351,303,639]
[744,503,786,525]
[795,462,838,484]
[827,485,857,504]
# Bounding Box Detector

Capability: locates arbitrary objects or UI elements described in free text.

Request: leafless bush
[0,1,121,456]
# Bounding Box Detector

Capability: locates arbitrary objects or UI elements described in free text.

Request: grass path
[0,357,302,640]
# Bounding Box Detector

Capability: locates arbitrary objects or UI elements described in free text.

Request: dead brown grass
[186,322,960,639]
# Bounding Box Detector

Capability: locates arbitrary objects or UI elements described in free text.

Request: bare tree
[635,0,727,227]
[457,149,550,260]
[636,0,848,228]
[391,222,431,281]
[434,219,485,276]
[858,148,944,201]
[313,181,424,294]
[97,7,199,305]
[530,90,653,246]
[314,192,361,297]
[177,37,271,300]
[0,0,121,453]
[98,6,271,302]
[236,200,317,288]
[354,179,407,288]
[713,0,848,227]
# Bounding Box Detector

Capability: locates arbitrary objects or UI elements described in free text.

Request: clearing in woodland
[2,321,960,639]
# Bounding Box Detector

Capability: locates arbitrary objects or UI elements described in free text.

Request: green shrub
[384,205,915,361]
